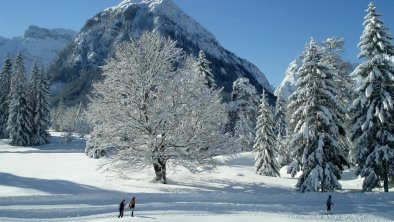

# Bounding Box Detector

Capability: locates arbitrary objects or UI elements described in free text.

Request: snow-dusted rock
[274,58,302,101]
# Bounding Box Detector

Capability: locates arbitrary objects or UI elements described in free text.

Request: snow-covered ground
[0,132,393,222]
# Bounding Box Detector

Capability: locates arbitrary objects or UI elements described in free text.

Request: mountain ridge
[0,25,77,73]
[49,0,274,105]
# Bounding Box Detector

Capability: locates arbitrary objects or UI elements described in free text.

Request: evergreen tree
[197,50,215,88]
[30,64,51,145]
[321,38,353,163]
[227,77,260,151]
[7,53,32,146]
[274,95,290,166]
[288,39,348,192]
[254,90,279,177]
[233,112,255,151]
[0,55,13,138]
[29,62,40,142]
[350,2,394,192]
[321,38,353,102]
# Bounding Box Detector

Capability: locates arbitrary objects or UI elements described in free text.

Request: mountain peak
[119,0,170,7]
[108,0,173,13]
[50,0,274,105]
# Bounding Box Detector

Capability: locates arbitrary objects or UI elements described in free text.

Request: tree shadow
[0,172,108,196]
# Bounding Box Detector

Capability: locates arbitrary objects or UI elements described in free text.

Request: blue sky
[1,0,394,87]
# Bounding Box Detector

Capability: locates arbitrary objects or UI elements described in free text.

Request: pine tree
[7,53,32,146]
[233,112,255,151]
[29,62,40,142]
[274,95,290,166]
[30,64,51,145]
[228,78,260,151]
[288,39,349,192]
[197,50,215,88]
[321,38,353,163]
[350,2,394,192]
[0,55,13,138]
[321,38,353,110]
[254,90,280,177]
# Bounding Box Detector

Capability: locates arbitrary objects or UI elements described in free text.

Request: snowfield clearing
[0,133,393,222]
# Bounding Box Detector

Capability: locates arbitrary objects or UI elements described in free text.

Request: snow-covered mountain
[49,0,274,105]
[0,25,77,72]
[274,58,302,100]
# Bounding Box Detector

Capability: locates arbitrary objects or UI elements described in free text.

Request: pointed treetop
[13,53,25,75]
[367,2,376,11]
[303,37,318,55]
[359,2,394,58]
[308,37,318,50]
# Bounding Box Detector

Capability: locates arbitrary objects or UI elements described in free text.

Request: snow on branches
[350,2,394,192]
[86,32,238,183]
[287,39,348,192]
[254,90,279,177]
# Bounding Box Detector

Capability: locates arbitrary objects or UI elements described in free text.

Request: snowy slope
[50,0,274,105]
[274,58,302,101]
[0,133,393,222]
[0,26,77,72]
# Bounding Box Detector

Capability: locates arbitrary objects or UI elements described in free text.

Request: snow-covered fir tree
[254,90,279,177]
[350,2,394,192]
[6,53,32,146]
[227,77,260,151]
[29,63,51,145]
[197,50,215,89]
[87,32,237,184]
[321,38,353,103]
[274,95,290,166]
[287,39,349,192]
[321,38,353,162]
[0,55,13,138]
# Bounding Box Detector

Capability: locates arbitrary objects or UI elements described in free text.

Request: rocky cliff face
[274,58,302,101]
[49,0,274,105]
[0,25,77,73]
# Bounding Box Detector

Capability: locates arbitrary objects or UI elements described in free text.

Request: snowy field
[0,132,393,222]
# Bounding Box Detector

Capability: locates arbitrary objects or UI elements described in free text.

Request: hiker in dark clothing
[118,199,126,218]
[326,195,334,214]
[129,196,136,217]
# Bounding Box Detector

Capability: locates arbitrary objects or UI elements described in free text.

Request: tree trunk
[383,163,388,192]
[153,158,167,184]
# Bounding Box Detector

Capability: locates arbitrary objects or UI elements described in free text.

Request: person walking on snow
[129,196,136,217]
[118,199,126,218]
[326,195,334,214]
